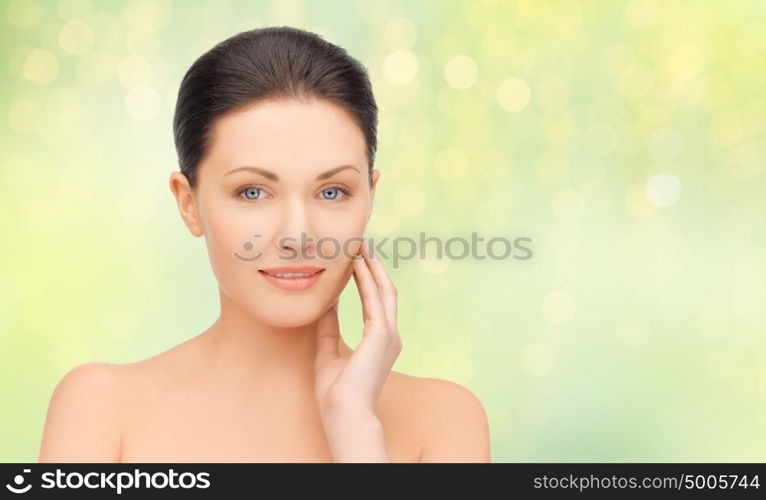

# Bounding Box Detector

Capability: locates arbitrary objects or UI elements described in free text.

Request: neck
[199,288,353,387]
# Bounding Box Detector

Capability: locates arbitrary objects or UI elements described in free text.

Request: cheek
[201,206,272,277]
[315,218,367,263]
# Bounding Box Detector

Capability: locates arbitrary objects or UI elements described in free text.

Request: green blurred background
[2,0,765,462]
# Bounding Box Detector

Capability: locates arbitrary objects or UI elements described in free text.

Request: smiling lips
[258,266,325,291]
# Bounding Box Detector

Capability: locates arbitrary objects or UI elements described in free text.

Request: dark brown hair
[173,26,378,189]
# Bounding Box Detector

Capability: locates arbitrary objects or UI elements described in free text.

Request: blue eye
[239,187,263,200]
[320,187,350,201]
[237,186,350,202]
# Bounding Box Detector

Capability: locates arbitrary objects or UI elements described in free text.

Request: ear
[168,171,204,237]
[367,168,381,224]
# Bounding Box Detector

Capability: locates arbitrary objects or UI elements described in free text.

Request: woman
[39,26,490,463]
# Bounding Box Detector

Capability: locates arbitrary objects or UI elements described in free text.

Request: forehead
[204,98,367,177]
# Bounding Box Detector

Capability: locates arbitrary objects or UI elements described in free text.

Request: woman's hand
[313,240,402,461]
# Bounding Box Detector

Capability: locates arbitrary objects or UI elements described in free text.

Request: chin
[251,298,326,328]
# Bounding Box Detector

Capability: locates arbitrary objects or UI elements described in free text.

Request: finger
[352,250,387,339]
[360,241,398,331]
[315,302,340,369]
[352,255,384,324]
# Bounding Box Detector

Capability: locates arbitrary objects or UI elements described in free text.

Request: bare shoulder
[383,372,491,463]
[383,371,489,422]
[39,362,124,462]
[117,333,206,390]
[38,335,202,463]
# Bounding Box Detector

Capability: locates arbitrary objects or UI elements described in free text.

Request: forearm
[322,408,390,462]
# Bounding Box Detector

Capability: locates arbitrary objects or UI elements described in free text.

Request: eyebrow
[224,164,360,181]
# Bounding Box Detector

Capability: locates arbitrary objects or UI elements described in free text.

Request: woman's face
[170,98,380,327]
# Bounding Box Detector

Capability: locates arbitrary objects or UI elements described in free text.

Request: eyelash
[236,185,352,202]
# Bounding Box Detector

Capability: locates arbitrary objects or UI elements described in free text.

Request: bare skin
[112,336,426,463]
[39,350,489,462]
[38,98,491,463]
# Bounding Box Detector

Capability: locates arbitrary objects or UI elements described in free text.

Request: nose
[276,198,317,260]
